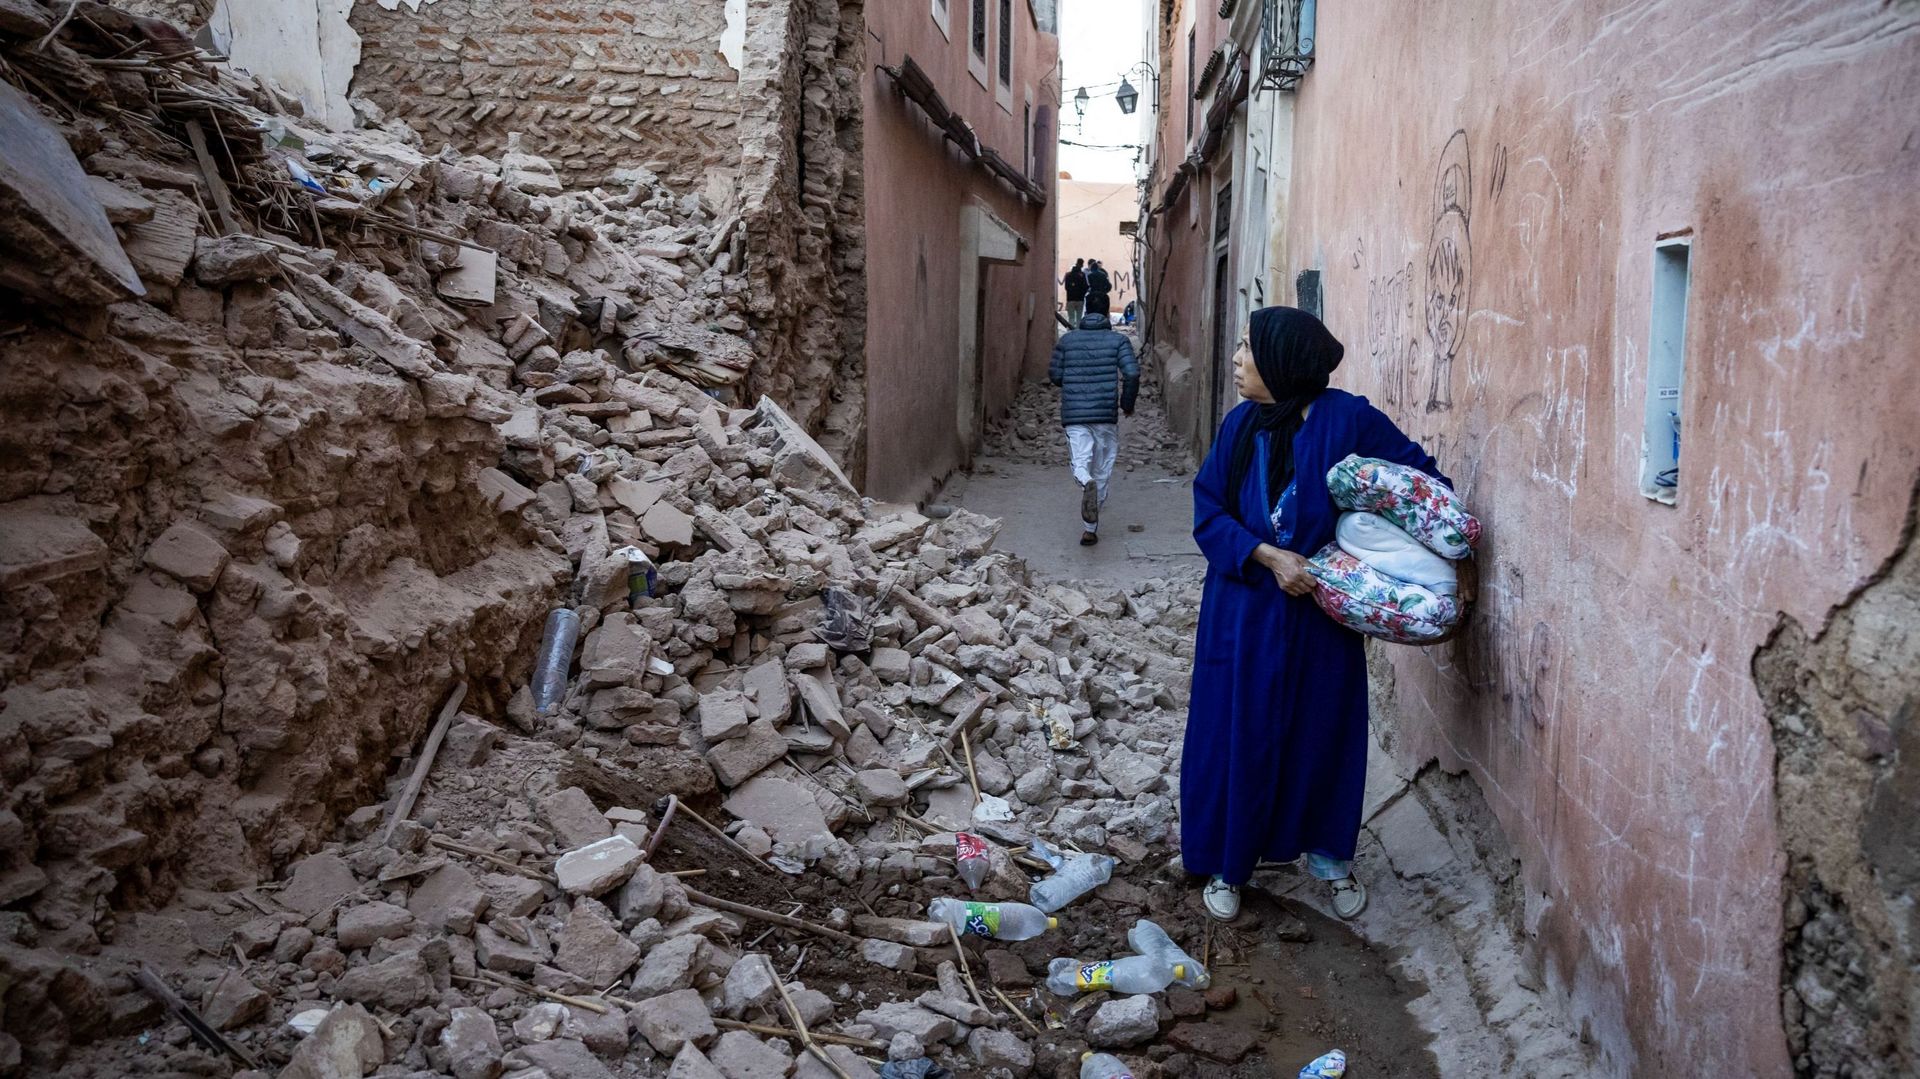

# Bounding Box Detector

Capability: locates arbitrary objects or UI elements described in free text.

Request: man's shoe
[1081,480,1099,525]
[1330,875,1368,920]
[1203,876,1240,921]
[1080,531,1099,546]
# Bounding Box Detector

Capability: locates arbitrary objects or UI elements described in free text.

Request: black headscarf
[1223,306,1345,524]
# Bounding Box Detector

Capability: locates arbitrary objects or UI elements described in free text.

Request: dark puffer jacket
[1049,314,1140,426]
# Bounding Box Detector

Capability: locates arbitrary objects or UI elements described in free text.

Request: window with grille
[972,0,987,59]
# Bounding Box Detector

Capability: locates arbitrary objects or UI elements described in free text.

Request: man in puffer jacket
[1048,294,1140,545]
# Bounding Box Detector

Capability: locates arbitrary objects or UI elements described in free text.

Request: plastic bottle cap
[1173,964,1186,978]
[1047,918,1059,930]
[1081,1052,1094,1062]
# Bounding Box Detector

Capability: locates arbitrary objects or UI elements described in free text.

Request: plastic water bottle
[531,608,581,715]
[928,898,1056,941]
[1029,839,1116,913]
[954,832,991,891]
[1298,1049,1347,1078]
[1081,1052,1136,1079]
[613,546,655,607]
[1128,919,1210,989]
[1045,956,1185,996]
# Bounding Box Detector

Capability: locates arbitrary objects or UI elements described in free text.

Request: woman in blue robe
[1180,306,1451,921]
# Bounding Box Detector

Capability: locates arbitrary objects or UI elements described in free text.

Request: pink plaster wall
[1278,2,1920,1074]
[861,1,1061,499]
[1056,179,1138,316]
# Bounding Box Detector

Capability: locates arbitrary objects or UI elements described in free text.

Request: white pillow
[1336,512,1458,594]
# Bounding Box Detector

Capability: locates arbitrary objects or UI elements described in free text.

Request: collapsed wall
[347,0,870,478]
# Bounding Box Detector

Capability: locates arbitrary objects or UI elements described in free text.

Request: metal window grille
[1257,0,1314,93]
[972,0,987,58]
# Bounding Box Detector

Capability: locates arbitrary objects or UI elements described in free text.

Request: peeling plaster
[210,0,360,130]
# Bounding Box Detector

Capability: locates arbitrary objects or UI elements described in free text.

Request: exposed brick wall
[349,0,743,191]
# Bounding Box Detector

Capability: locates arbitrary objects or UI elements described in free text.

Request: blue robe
[1180,390,1447,886]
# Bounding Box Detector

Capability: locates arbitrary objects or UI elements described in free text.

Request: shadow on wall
[1755,477,1920,1078]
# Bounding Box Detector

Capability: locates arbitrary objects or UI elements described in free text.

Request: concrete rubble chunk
[705,719,788,787]
[791,670,851,740]
[1097,745,1161,800]
[539,787,614,850]
[860,938,917,972]
[554,898,642,985]
[504,1038,617,1079]
[335,901,414,949]
[631,987,717,1054]
[853,915,949,948]
[644,501,696,546]
[723,774,832,846]
[708,1029,793,1078]
[852,769,909,807]
[200,969,269,1031]
[1086,994,1160,1047]
[555,835,645,896]
[742,658,793,725]
[441,1006,505,1079]
[699,688,752,743]
[478,872,546,918]
[0,79,144,304]
[278,1003,385,1079]
[854,1001,959,1046]
[0,507,109,589]
[719,954,777,1017]
[916,990,991,1026]
[666,1043,729,1079]
[281,853,359,916]
[629,931,709,999]
[334,951,432,1011]
[617,863,667,924]
[513,1001,567,1042]
[143,521,230,592]
[968,1026,1034,1072]
[191,234,282,285]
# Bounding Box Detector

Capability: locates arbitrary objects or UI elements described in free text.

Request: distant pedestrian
[1063,258,1088,323]
[1181,306,1461,923]
[1048,293,1139,546]
[1085,259,1113,311]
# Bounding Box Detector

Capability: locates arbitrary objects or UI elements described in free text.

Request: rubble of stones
[0,4,1220,1077]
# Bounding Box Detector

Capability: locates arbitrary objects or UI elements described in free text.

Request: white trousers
[1066,423,1119,531]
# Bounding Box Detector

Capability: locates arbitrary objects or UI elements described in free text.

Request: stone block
[1086,994,1159,1047]
[632,987,716,1055]
[555,835,644,896]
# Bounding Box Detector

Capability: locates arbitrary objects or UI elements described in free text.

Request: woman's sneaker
[1203,876,1240,921]
[1329,875,1368,919]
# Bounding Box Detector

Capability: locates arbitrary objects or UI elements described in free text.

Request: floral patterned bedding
[1325,455,1481,559]
[1308,545,1463,644]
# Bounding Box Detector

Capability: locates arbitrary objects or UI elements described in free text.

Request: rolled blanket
[1326,455,1481,559]
[1336,512,1457,594]
[1308,544,1462,645]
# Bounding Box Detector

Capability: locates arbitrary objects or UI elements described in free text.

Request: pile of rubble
[0,3,1235,1077]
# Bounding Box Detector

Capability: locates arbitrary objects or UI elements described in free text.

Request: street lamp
[1073,85,1089,120]
[1115,77,1138,115]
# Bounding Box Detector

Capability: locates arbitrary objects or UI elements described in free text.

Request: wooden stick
[663,869,706,877]
[184,120,239,235]
[681,887,857,946]
[673,802,778,873]
[456,972,610,1015]
[429,835,550,881]
[960,729,982,804]
[713,1017,884,1051]
[946,923,994,1020]
[382,683,467,844]
[768,956,852,1079]
[991,983,1043,1038]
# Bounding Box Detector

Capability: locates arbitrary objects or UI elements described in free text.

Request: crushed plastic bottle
[612,546,655,607]
[1298,1050,1347,1078]
[531,608,581,715]
[954,832,991,891]
[928,898,1056,941]
[1028,838,1117,913]
[1128,919,1210,988]
[1045,956,1185,996]
[1081,1052,1137,1079]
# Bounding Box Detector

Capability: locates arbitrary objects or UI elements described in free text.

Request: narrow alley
[0,1,1915,1079]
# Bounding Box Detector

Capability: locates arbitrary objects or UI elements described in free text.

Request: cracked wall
[1755,484,1919,1078]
